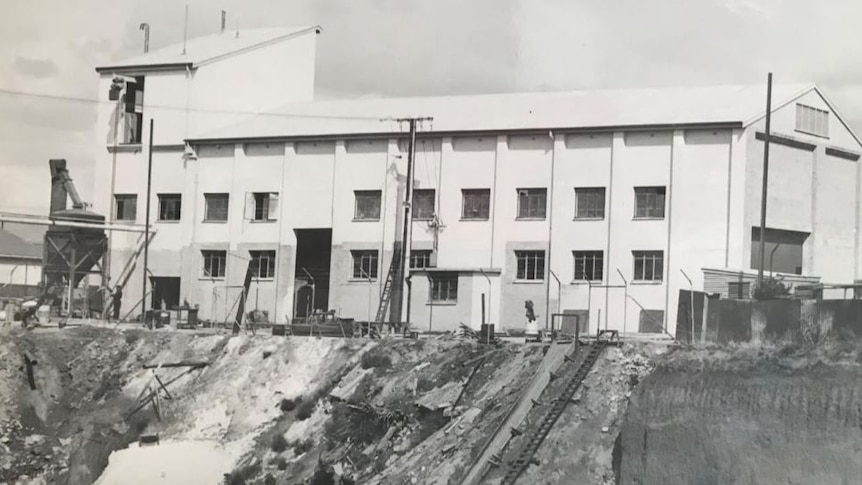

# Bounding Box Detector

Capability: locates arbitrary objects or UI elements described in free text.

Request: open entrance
[293,229,332,319]
[150,276,180,310]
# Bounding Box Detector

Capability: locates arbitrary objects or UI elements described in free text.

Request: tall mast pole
[143,119,154,327]
[758,73,773,286]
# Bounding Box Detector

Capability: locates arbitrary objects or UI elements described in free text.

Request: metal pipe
[302,267,315,316]
[143,118,154,328]
[139,23,150,53]
[0,215,153,233]
[680,269,694,344]
[616,268,628,336]
[549,269,561,319]
[758,72,773,286]
[479,268,492,325]
[545,131,557,330]
[769,242,782,276]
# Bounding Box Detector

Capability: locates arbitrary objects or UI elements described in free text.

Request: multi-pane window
[250,250,276,279]
[462,188,491,220]
[634,187,666,219]
[430,273,458,302]
[410,250,434,269]
[351,250,378,279]
[412,189,435,220]
[575,188,606,219]
[204,193,229,222]
[157,194,182,221]
[573,251,604,281]
[354,190,382,221]
[114,194,137,221]
[202,250,226,278]
[633,251,664,281]
[515,250,545,281]
[795,104,829,137]
[248,192,279,221]
[517,188,547,219]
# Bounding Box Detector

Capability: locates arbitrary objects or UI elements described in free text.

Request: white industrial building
[92,27,862,334]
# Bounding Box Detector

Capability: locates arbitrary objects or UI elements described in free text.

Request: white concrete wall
[0,260,41,286]
[743,88,862,286]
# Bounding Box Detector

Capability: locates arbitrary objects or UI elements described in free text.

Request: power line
[0,87,389,122]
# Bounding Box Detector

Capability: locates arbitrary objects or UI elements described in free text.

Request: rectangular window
[250,250,276,279]
[634,187,666,219]
[121,76,144,145]
[575,188,606,219]
[354,190,382,221]
[351,250,378,279]
[515,250,545,281]
[412,189,435,220]
[114,194,137,221]
[517,188,547,219]
[410,250,434,269]
[795,104,829,138]
[204,193,229,222]
[573,251,604,281]
[246,192,279,221]
[202,250,226,278]
[462,188,491,220]
[633,251,664,282]
[430,273,458,302]
[728,282,751,300]
[157,194,182,221]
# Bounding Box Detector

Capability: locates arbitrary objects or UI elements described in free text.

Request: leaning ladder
[499,339,609,485]
[374,247,402,323]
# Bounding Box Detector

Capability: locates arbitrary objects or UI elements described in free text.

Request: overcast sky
[2,0,861,240]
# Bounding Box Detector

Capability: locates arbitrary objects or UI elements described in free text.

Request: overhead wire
[0,87,390,122]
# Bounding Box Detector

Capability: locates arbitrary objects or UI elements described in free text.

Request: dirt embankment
[0,326,548,485]
[618,343,862,485]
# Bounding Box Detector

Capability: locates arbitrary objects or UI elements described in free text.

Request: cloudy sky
[1,0,861,240]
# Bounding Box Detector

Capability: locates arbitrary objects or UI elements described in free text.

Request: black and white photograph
[1,1,861,484]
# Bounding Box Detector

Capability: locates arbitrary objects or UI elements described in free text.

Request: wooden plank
[143,361,209,369]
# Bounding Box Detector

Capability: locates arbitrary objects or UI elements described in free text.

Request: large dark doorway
[293,229,332,319]
[151,276,181,310]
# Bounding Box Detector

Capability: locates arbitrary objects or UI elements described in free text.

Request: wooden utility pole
[757,73,773,286]
[395,117,432,326]
[143,119,154,327]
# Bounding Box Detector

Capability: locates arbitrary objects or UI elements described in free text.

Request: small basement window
[633,251,664,282]
[202,250,226,278]
[351,250,378,279]
[516,250,545,281]
[250,250,276,279]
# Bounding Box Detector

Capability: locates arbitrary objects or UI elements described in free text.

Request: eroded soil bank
[618,343,862,485]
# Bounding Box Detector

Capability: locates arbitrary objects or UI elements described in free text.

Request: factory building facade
[93,28,862,334]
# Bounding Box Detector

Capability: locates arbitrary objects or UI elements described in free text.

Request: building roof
[95,26,320,73]
[189,83,851,143]
[0,228,42,261]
